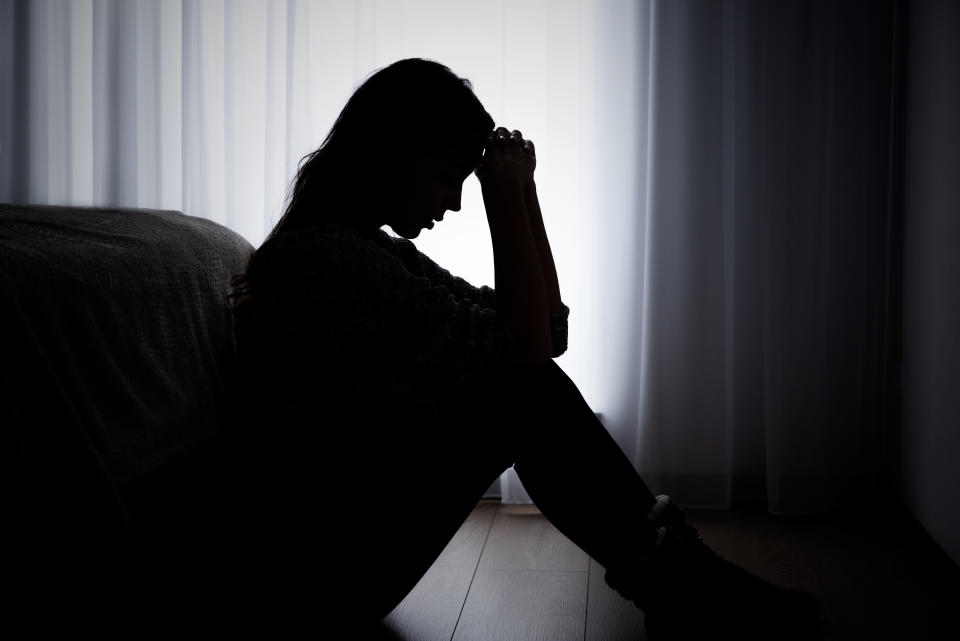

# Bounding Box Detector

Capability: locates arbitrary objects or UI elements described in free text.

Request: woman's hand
[475,126,536,194]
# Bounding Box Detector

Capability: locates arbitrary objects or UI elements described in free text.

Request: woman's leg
[357,358,661,614]
[225,358,666,630]
[487,359,661,572]
[332,358,820,638]
[334,358,660,625]
[351,361,655,614]
[472,360,823,640]
[324,398,516,624]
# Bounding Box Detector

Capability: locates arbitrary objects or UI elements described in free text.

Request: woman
[225,58,822,638]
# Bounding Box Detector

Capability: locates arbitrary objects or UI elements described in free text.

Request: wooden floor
[372,499,960,641]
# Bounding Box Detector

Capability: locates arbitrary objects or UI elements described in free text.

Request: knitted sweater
[232,223,570,448]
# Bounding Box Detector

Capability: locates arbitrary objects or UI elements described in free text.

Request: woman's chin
[391,224,422,240]
[389,216,435,239]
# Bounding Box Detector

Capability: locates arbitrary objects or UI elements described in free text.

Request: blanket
[1,203,254,538]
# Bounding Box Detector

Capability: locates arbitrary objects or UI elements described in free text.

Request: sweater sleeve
[548,304,570,358]
[390,235,499,309]
[391,235,570,358]
[257,229,528,417]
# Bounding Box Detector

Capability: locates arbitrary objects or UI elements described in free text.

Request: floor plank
[685,508,823,596]
[584,558,648,641]
[795,507,960,641]
[478,503,589,572]
[383,501,498,641]
[451,570,588,641]
[382,564,480,641]
[435,501,500,569]
[380,499,960,641]
[683,505,960,641]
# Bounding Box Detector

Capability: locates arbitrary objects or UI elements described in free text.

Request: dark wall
[900,0,960,566]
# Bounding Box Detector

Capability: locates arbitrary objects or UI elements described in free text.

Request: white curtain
[620,0,898,514]
[0,0,899,515]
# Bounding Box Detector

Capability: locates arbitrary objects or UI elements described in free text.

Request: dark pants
[320,358,660,625]
[118,359,659,633]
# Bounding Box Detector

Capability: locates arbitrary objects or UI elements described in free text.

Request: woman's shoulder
[252,223,409,284]
[257,223,385,258]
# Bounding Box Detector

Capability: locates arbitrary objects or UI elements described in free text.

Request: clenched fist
[475,126,536,193]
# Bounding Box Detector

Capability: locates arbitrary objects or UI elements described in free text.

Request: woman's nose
[446,191,461,212]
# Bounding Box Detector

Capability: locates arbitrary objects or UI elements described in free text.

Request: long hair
[270,57,493,243]
[227,58,493,328]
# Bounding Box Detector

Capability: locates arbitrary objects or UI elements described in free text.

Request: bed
[1,203,255,626]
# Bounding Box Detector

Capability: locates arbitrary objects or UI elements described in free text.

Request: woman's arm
[524,178,563,315]
[482,181,552,364]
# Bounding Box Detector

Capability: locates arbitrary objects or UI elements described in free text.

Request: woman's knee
[462,359,591,444]
[474,358,565,396]
[494,359,584,414]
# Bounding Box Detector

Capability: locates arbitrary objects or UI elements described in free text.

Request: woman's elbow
[510,337,554,365]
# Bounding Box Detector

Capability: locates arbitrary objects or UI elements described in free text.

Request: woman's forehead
[431,138,484,170]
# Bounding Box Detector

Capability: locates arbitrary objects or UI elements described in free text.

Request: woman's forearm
[524,179,563,314]
[482,183,552,363]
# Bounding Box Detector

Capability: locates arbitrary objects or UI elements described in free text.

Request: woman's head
[270,58,494,240]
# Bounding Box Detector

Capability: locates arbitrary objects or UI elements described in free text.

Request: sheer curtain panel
[625,0,900,513]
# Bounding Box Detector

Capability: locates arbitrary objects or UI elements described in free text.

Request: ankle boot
[603,495,822,640]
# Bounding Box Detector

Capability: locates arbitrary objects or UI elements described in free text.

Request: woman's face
[383,138,482,239]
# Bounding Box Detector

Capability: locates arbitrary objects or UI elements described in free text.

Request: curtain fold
[620,0,898,513]
[0,0,900,515]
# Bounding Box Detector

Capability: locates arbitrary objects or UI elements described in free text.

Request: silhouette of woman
[223,58,822,638]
